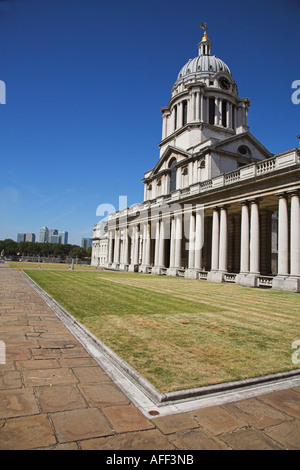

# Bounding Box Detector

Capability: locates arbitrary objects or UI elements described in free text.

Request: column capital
[219,204,230,211]
[192,210,204,218]
[274,191,288,199]
[240,199,250,207]
[287,189,300,197]
[248,197,261,204]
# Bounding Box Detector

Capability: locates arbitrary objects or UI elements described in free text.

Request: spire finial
[200,22,209,41]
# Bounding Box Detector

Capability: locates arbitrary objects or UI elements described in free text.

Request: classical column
[169,217,175,268]
[194,209,204,270]
[290,193,300,277]
[277,194,289,276]
[154,220,160,267]
[211,209,219,271]
[238,199,260,287]
[123,228,129,266]
[174,214,182,268]
[219,207,228,272]
[141,223,146,265]
[217,98,222,126]
[119,236,124,265]
[188,161,194,186]
[249,200,260,274]
[108,230,113,265]
[162,174,166,195]
[200,93,204,122]
[145,222,151,267]
[133,225,139,265]
[281,192,300,292]
[195,92,200,121]
[158,220,165,267]
[172,106,177,132]
[114,229,120,265]
[240,202,250,273]
[188,213,195,269]
[129,227,134,265]
[189,93,195,122]
[226,102,230,129]
[186,208,204,279]
[177,102,183,128]
[162,114,168,140]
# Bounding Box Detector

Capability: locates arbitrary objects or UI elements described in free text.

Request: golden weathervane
[200,22,209,41]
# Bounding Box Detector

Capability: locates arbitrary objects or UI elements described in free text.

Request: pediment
[211,132,273,161]
[145,146,191,180]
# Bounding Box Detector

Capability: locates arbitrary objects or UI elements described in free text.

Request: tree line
[0,239,92,260]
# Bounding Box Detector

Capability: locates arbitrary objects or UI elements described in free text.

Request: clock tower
[142,24,272,202]
[159,25,251,159]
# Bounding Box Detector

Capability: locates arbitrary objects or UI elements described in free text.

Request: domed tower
[159,25,251,158]
[143,24,271,202]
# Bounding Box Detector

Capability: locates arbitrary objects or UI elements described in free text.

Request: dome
[176,55,231,82]
[174,31,232,87]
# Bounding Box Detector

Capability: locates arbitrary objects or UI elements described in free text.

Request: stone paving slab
[0,265,299,450]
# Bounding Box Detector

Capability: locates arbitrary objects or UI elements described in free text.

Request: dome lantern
[198,22,212,56]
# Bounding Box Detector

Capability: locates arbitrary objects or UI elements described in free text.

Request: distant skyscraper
[81,238,92,249]
[49,229,58,239]
[17,233,26,242]
[49,234,59,244]
[25,233,36,242]
[58,231,68,244]
[39,226,49,243]
[39,227,69,244]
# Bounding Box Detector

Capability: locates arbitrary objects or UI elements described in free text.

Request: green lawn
[24,269,300,393]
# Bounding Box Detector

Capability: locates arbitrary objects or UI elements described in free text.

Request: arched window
[169,158,177,192]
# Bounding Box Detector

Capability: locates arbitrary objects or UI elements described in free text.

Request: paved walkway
[0,264,300,450]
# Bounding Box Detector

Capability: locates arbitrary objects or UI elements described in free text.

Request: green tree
[69,246,87,260]
[3,239,18,256]
[86,246,92,257]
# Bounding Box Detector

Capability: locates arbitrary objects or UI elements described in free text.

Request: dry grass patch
[24,269,300,393]
[9,261,98,270]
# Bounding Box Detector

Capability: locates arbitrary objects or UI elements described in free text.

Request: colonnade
[162,92,237,140]
[107,191,300,292]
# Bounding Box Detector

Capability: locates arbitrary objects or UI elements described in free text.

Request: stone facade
[91,221,108,267]
[92,31,300,292]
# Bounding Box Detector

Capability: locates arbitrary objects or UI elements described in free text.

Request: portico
[103,148,300,292]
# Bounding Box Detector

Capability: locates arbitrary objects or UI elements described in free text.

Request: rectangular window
[209,98,215,125]
[222,100,227,127]
[232,106,235,129]
[174,106,178,130]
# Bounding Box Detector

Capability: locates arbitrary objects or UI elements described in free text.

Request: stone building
[92,28,300,292]
[91,221,108,267]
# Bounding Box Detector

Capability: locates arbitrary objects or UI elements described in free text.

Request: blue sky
[0,0,299,245]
